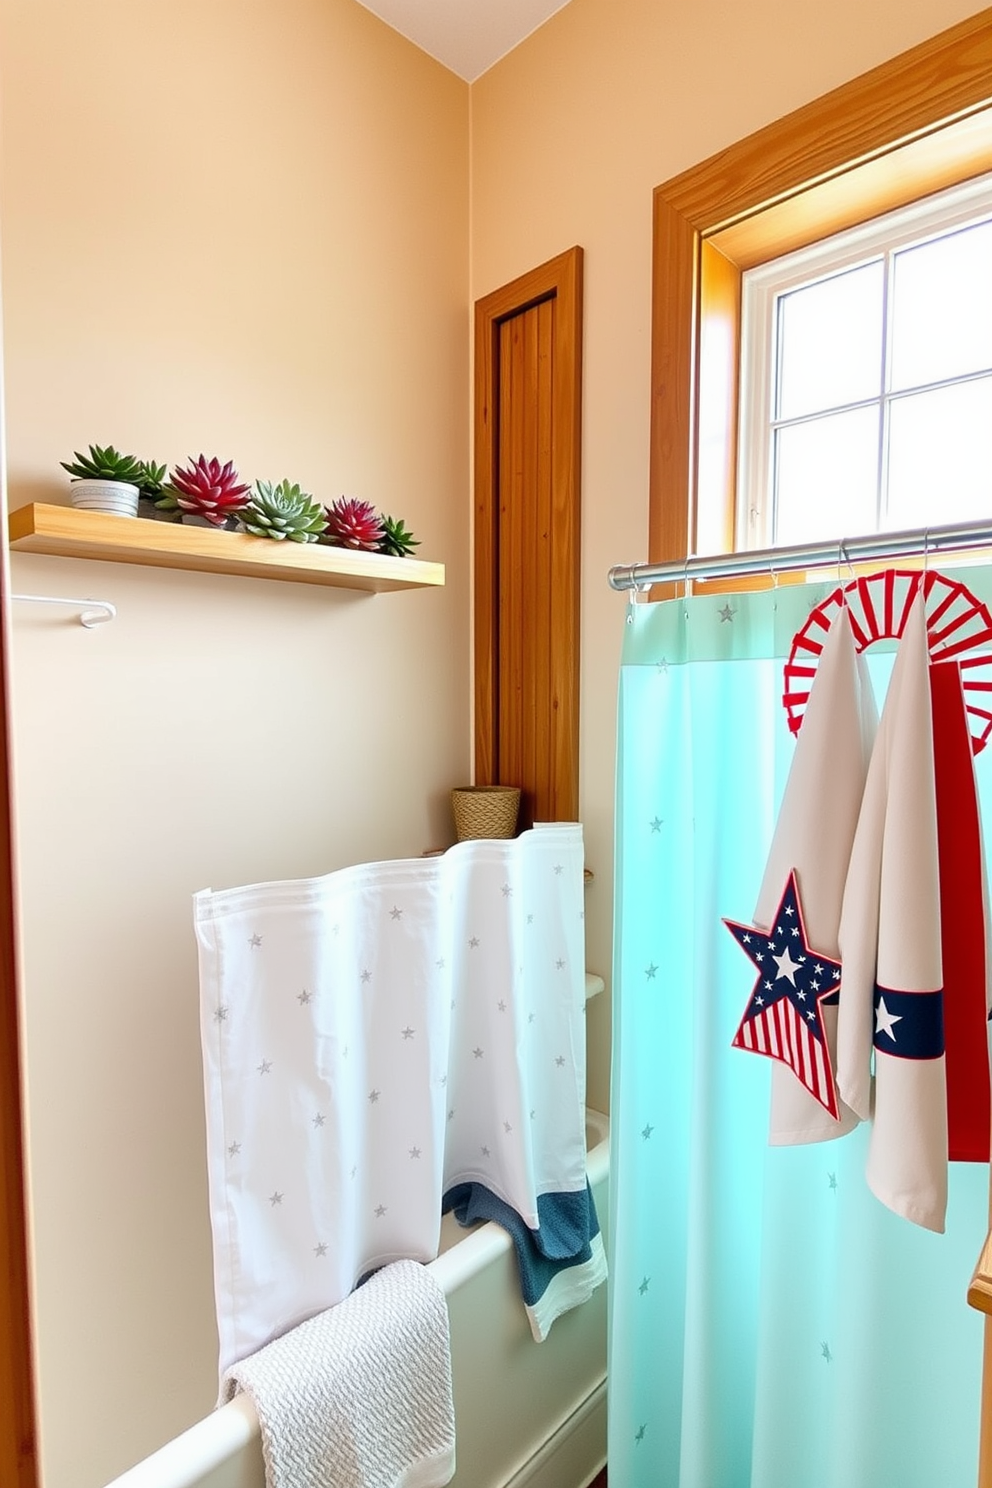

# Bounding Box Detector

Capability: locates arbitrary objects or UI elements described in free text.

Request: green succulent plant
[243,479,327,543]
[61,443,144,485]
[379,513,420,558]
[138,461,168,500]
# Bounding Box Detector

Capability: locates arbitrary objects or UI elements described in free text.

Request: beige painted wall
[0,1,468,1484]
[470,0,987,1115]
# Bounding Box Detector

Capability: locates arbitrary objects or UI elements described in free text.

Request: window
[650,8,992,570]
[738,175,992,550]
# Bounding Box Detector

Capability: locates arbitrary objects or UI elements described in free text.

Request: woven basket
[451,785,521,842]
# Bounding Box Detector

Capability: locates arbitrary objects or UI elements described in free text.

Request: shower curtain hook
[836,538,856,610]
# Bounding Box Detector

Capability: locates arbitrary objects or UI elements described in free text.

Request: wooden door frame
[473,246,583,810]
[0,538,38,1483]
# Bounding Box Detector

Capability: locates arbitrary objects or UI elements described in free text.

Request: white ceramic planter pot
[69,479,140,516]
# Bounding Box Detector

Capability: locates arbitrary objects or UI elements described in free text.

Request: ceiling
[354,0,574,82]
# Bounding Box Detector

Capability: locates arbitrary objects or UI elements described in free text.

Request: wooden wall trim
[661,5,992,231]
[650,5,992,566]
[0,575,38,1485]
[474,246,583,814]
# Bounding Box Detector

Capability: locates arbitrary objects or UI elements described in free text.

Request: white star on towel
[875,996,903,1042]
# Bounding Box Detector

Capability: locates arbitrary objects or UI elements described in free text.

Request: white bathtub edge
[102,1393,259,1488]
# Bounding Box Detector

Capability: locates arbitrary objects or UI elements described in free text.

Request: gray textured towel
[221,1259,455,1488]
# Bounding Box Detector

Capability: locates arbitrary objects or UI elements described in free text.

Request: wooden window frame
[650,5,992,568]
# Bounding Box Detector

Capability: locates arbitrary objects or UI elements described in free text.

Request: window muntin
[738,173,992,550]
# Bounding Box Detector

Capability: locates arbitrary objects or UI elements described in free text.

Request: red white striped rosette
[784,569,992,754]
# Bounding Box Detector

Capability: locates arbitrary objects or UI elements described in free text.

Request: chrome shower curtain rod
[607,517,992,592]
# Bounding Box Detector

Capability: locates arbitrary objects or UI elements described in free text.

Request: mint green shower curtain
[609,577,989,1488]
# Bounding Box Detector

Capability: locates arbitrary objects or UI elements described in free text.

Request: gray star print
[639,1277,650,1295]
[249,934,262,949]
[409,1146,421,1159]
[313,1112,325,1128]
[297,989,312,1005]
[401,1026,415,1040]
[555,1055,566,1067]
[227,1141,241,1157]
[314,1242,328,1258]
[258,1059,272,1075]
[214,1005,229,1023]
[718,603,736,623]
[390,906,403,920]
[360,969,372,984]
[650,817,663,832]
[269,1191,283,1206]
[473,1047,484,1059]
[368,1089,380,1104]
[642,1123,654,1139]
[375,1204,387,1218]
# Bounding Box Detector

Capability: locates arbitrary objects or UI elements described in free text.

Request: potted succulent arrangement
[61,444,424,558]
[60,443,148,516]
[154,455,252,528]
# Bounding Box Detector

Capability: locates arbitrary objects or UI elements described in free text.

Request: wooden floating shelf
[7,504,445,594]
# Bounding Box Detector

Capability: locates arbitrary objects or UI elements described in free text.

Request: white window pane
[777,261,884,421]
[774,405,880,546]
[886,377,992,529]
[890,220,992,392]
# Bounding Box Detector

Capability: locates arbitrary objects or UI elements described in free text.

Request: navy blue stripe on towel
[442,1181,607,1341]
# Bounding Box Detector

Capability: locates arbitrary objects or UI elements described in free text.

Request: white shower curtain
[195,823,602,1381]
